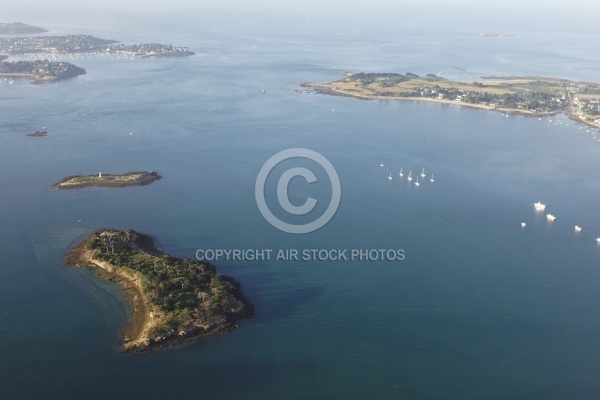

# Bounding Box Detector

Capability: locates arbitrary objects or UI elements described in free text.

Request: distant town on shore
[0,34,194,57]
[304,72,600,130]
[0,24,194,82]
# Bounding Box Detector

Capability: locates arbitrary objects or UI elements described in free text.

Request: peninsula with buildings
[0,34,194,57]
[64,229,253,353]
[52,171,161,189]
[303,72,600,129]
[0,33,194,82]
[0,59,85,82]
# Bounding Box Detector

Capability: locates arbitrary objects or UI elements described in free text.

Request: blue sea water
[2,9,600,399]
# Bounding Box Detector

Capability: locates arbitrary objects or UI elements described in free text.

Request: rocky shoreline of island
[52,171,161,189]
[302,72,600,130]
[64,229,254,353]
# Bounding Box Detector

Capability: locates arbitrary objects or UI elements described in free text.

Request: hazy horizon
[4,1,600,36]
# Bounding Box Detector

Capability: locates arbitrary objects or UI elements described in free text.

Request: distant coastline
[52,171,161,189]
[302,82,558,117]
[0,22,47,35]
[0,32,194,83]
[0,34,194,57]
[303,72,600,130]
[478,33,515,38]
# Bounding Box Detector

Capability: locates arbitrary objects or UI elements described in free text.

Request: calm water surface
[1,13,600,399]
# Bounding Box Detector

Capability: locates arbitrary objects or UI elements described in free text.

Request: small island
[0,60,85,82]
[478,33,515,38]
[64,229,253,353]
[26,127,48,137]
[52,171,161,189]
[303,72,600,129]
[0,22,47,35]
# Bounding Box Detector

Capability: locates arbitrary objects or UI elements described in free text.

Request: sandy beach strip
[65,244,153,349]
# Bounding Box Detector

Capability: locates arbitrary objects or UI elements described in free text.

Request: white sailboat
[380,161,384,167]
[407,170,413,182]
[414,176,420,186]
[388,173,392,180]
[430,174,434,183]
[399,168,403,177]
[420,168,426,178]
